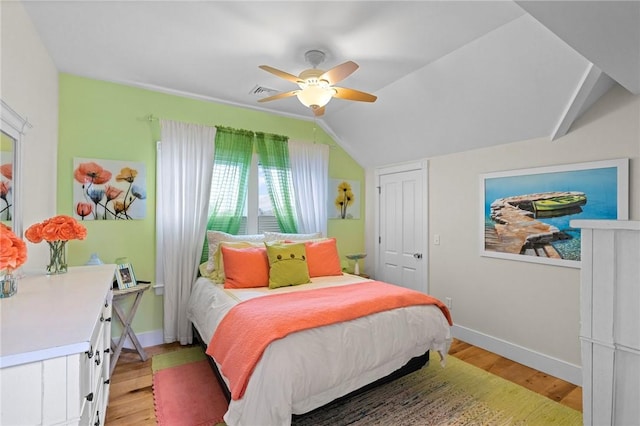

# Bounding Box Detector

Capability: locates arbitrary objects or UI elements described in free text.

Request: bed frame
[193,325,430,411]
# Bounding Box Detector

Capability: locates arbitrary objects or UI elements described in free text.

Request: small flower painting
[328,178,361,219]
[73,157,147,220]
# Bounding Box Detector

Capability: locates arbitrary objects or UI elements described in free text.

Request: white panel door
[378,168,425,292]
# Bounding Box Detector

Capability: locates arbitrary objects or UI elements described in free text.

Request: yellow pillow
[199,262,217,280]
[264,241,311,289]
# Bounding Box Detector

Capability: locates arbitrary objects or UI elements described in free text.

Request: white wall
[426,85,639,384]
[1,1,58,268]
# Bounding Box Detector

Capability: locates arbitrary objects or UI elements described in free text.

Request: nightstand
[110,283,151,375]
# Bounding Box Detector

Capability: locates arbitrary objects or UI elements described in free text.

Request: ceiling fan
[258,49,377,117]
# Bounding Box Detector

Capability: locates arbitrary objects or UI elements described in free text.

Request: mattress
[187,274,452,426]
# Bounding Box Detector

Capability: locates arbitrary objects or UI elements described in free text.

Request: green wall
[57,74,365,337]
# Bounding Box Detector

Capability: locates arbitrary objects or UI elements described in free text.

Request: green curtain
[255,132,298,233]
[200,127,254,263]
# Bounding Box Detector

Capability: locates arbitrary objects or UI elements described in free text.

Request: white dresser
[0,265,116,426]
[571,220,640,426]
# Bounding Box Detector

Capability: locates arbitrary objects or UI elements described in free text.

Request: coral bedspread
[208,280,452,400]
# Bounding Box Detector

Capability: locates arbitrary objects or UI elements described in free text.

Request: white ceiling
[21,1,640,167]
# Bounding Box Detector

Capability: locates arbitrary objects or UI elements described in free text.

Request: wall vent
[249,85,279,96]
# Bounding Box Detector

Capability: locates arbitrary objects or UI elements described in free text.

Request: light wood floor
[448,339,582,412]
[104,339,582,425]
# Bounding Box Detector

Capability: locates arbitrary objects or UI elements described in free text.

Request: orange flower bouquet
[25,215,87,275]
[0,223,27,297]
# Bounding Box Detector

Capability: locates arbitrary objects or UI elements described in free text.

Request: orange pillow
[305,238,343,277]
[221,245,270,289]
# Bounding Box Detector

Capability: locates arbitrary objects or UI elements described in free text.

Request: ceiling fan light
[296,86,335,109]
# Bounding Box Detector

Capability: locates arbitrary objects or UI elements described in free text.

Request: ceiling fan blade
[257,90,299,103]
[259,65,301,84]
[320,61,358,85]
[313,106,325,117]
[333,87,377,103]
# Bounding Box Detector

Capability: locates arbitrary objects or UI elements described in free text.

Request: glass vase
[47,240,68,275]
[0,271,17,298]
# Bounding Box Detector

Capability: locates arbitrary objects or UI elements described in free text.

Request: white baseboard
[452,324,582,386]
[115,328,165,350]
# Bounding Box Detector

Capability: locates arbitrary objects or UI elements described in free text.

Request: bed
[186,234,452,426]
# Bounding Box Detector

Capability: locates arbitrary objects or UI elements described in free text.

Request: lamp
[296,86,335,109]
[296,70,337,110]
[85,253,104,266]
[345,253,367,276]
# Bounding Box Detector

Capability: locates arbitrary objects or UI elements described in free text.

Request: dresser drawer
[102,289,113,385]
[81,289,113,424]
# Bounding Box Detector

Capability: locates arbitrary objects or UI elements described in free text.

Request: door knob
[413,253,423,259]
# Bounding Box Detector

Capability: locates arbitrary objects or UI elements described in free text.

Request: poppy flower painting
[73,157,147,220]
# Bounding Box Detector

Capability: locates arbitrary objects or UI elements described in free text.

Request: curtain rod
[144,113,335,148]
[143,114,286,139]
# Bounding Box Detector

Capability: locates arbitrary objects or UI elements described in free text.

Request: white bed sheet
[187,274,452,426]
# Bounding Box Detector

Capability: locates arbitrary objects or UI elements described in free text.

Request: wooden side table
[110,283,151,375]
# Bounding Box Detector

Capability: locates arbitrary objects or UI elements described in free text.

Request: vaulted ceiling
[21,1,640,167]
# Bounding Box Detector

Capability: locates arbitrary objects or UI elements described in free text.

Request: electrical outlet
[445,297,452,310]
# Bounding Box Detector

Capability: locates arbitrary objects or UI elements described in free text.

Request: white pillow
[264,231,322,242]
[205,231,265,273]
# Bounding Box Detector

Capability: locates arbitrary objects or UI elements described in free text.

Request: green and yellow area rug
[152,346,582,426]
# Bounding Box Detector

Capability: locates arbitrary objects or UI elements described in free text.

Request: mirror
[0,131,14,223]
[1,99,31,238]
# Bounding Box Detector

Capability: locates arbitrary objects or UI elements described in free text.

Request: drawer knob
[86,392,94,402]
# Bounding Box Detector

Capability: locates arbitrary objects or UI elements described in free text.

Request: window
[209,154,282,235]
[204,131,328,245]
[257,163,282,233]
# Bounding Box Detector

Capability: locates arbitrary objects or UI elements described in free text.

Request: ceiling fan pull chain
[313,119,317,144]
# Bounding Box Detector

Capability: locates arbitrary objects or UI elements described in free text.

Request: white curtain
[157,119,216,344]
[288,140,329,236]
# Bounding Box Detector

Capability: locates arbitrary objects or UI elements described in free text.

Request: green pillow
[265,241,311,289]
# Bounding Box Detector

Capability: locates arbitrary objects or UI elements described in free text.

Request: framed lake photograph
[480,158,628,268]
